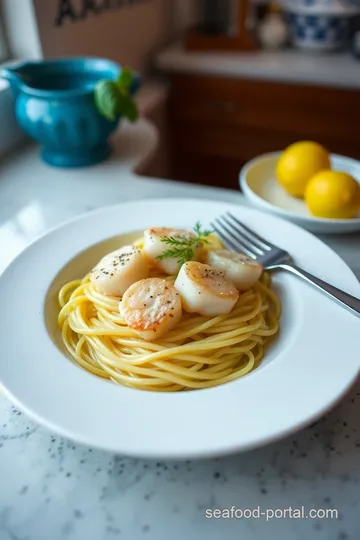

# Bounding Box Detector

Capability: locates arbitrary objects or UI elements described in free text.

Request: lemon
[276,141,331,197]
[305,170,360,219]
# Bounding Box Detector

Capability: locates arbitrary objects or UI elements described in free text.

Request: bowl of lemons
[240,141,360,234]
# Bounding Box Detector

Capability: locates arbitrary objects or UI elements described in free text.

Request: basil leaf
[94,80,120,121]
[116,91,139,123]
[121,95,139,122]
[117,68,134,90]
[95,68,139,123]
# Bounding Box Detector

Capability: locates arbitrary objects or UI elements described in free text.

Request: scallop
[90,245,149,297]
[205,250,263,291]
[174,261,239,316]
[143,227,201,275]
[120,278,182,341]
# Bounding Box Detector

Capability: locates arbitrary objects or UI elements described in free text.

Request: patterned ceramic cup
[284,0,360,50]
[284,0,360,13]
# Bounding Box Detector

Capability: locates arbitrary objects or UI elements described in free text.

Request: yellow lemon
[276,141,331,197]
[305,170,360,219]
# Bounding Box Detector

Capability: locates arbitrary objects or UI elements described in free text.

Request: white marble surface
[156,43,360,89]
[0,119,360,540]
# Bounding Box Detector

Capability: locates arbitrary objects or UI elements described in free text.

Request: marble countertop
[156,43,360,89]
[0,119,360,540]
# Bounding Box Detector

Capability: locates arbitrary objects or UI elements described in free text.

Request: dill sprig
[157,222,213,265]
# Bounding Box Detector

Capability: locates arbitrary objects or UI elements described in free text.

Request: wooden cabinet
[168,74,360,190]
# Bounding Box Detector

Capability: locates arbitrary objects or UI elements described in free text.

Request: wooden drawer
[170,75,360,145]
[170,151,242,190]
[168,74,360,188]
[171,124,296,161]
[171,124,360,165]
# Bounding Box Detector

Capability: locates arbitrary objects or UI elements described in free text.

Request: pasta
[58,268,281,392]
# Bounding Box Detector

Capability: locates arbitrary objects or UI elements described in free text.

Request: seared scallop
[143,227,201,275]
[205,250,263,291]
[174,261,239,316]
[120,278,182,341]
[90,246,149,297]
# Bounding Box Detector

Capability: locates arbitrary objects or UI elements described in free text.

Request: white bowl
[239,152,360,234]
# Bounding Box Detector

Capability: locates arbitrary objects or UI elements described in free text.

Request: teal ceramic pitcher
[2,58,140,168]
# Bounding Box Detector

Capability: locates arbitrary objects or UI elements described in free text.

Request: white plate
[240,152,360,234]
[0,199,359,459]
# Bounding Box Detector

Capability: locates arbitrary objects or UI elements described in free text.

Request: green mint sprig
[94,67,139,123]
[157,222,213,266]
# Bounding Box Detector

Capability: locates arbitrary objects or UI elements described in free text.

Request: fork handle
[279,264,360,318]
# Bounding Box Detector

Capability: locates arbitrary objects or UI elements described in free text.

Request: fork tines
[211,213,273,260]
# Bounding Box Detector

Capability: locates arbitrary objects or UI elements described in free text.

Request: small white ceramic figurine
[257,2,288,50]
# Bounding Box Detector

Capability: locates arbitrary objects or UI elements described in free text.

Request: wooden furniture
[186,0,256,52]
[168,73,360,190]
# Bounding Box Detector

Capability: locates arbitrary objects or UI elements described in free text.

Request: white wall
[32,0,174,74]
[172,0,198,35]
[2,0,42,59]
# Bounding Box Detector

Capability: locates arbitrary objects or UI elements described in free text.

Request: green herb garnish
[157,222,214,265]
[94,67,139,123]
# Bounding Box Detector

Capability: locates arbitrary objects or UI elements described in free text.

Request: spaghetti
[58,268,281,392]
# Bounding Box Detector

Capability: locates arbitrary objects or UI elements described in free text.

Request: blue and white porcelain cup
[283,0,360,50]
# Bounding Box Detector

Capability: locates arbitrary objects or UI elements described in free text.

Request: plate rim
[1,198,360,459]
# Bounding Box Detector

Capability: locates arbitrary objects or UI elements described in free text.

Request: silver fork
[211,212,360,318]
